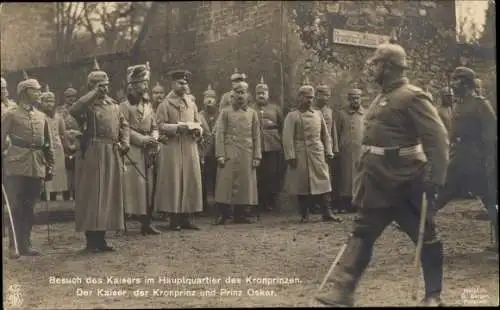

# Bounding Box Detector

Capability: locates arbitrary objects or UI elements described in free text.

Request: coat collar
[381,77,408,94]
[232,102,248,111]
[346,105,364,115]
[166,91,188,109]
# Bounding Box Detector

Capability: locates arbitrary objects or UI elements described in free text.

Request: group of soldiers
[1,41,497,306]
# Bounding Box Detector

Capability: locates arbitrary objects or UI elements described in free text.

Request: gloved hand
[252,159,260,168]
[287,159,297,169]
[177,124,190,135]
[217,157,226,168]
[143,136,158,147]
[326,153,334,160]
[117,143,130,156]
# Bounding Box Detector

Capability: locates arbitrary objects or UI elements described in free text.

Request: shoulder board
[404,84,425,94]
[472,94,487,101]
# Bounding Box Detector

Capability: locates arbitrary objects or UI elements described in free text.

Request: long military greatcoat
[120,97,157,215]
[70,92,130,232]
[56,105,81,191]
[314,105,339,154]
[353,78,449,209]
[155,91,203,214]
[336,106,364,198]
[44,113,68,193]
[215,104,262,205]
[282,108,333,195]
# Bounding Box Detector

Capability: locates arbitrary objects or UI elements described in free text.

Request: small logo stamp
[460,287,490,306]
[4,284,24,308]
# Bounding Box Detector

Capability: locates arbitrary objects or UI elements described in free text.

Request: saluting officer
[119,63,161,236]
[314,43,449,306]
[252,76,284,212]
[2,72,54,258]
[434,67,498,253]
[70,59,130,253]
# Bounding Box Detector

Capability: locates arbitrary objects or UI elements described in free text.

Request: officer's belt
[9,135,45,150]
[263,124,280,130]
[89,137,117,144]
[362,144,424,156]
[132,128,151,135]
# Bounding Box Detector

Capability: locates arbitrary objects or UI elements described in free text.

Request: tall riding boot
[297,195,310,223]
[96,231,115,252]
[21,202,39,256]
[233,205,252,224]
[214,204,230,225]
[180,213,200,230]
[315,236,374,306]
[168,214,181,231]
[320,194,342,222]
[84,231,99,252]
[50,192,58,201]
[420,241,444,306]
[140,215,161,236]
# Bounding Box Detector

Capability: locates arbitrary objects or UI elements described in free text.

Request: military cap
[127,63,150,84]
[1,76,6,88]
[168,69,191,83]
[316,82,330,94]
[230,68,247,82]
[87,58,109,85]
[40,84,56,102]
[17,70,41,95]
[255,76,268,92]
[367,43,408,68]
[203,84,216,98]
[347,88,363,97]
[451,66,476,82]
[298,76,314,96]
[233,81,249,92]
[63,84,77,97]
[152,82,165,93]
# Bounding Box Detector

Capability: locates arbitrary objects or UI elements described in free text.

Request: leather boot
[233,206,252,224]
[82,231,100,253]
[297,195,309,223]
[140,215,161,236]
[421,241,444,302]
[168,214,181,231]
[20,205,40,256]
[320,195,342,222]
[315,236,374,306]
[96,231,115,252]
[180,214,201,230]
[214,204,230,225]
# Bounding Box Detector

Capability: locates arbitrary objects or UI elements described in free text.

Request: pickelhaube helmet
[348,88,363,97]
[255,76,268,92]
[451,66,476,82]
[17,70,41,96]
[367,43,408,68]
[87,58,109,86]
[40,84,56,102]
[298,76,314,96]
[127,62,150,84]
[230,68,247,82]
[63,83,77,97]
[203,84,216,98]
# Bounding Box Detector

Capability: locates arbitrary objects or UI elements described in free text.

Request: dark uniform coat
[155,91,203,213]
[282,108,333,195]
[70,92,130,232]
[336,106,364,198]
[353,78,449,209]
[56,105,81,191]
[215,105,262,205]
[119,97,157,215]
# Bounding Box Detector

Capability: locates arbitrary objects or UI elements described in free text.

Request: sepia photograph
[1,1,498,308]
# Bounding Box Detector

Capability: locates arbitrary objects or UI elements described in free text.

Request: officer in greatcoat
[434,67,498,253]
[2,73,54,258]
[199,84,219,213]
[70,59,130,253]
[57,86,81,201]
[314,43,449,306]
[313,83,339,213]
[155,69,204,230]
[336,88,365,213]
[282,78,341,223]
[214,80,262,224]
[119,63,161,236]
[151,82,165,112]
[218,69,253,112]
[39,85,68,201]
[252,76,284,212]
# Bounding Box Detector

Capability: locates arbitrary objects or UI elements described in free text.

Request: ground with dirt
[3,198,499,309]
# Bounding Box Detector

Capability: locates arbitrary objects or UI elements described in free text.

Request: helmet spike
[207,84,213,91]
[146,61,150,71]
[45,84,50,93]
[260,76,264,84]
[302,75,311,86]
[22,70,29,80]
[234,68,239,74]
[92,58,101,71]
